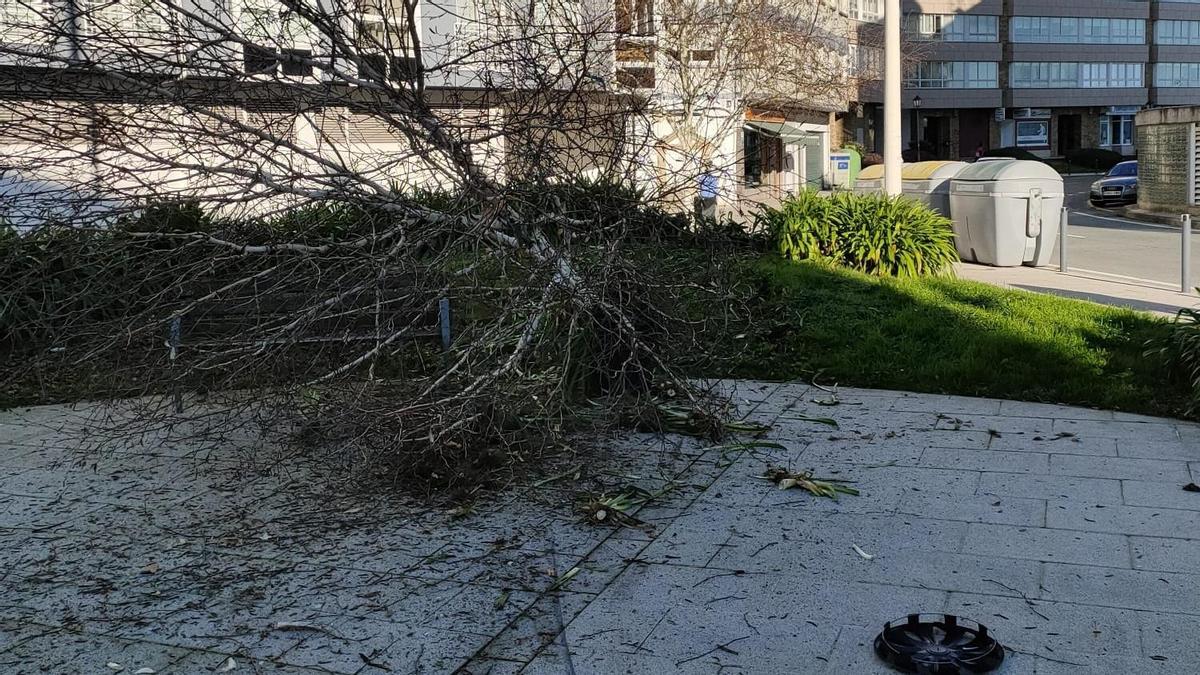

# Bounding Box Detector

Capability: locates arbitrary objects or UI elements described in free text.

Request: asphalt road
[1051,175,1200,289]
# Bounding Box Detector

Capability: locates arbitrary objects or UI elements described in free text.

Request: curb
[1119,207,1194,227]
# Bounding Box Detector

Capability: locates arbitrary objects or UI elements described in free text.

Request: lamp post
[912,95,923,162]
[883,0,902,195]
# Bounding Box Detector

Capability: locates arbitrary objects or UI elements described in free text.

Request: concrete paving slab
[4,382,1199,673]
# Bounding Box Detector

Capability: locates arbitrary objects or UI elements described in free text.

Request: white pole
[883,0,902,196]
[1059,207,1068,273]
[1183,214,1193,294]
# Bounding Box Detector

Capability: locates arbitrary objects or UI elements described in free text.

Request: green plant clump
[760,191,958,277]
[1065,147,1125,172]
[1151,306,1200,414]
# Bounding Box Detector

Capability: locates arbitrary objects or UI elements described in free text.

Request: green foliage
[689,256,1188,419]
[762,191,958,277]
[1065,147,1126,172]
[1150,307,1200,414]
[981,147,1041,161]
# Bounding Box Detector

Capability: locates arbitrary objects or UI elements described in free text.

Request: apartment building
[0,0,630,223]
[846,0,1200,161]
[0,0,859,227]
[614,0,852,210]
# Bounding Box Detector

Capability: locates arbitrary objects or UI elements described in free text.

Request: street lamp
[912,95,923,162]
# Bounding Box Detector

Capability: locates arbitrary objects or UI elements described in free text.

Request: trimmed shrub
[1066,148,1125,172]
[981,147,1040,161]
[762,191,959,278]
[1151,307,1200,414]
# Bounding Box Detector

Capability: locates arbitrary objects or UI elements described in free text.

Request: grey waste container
[948,159,1063,267]
[900,161,968,218]
[853,163,896,195]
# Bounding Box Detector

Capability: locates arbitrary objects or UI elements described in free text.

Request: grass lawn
[700,256,1192,419]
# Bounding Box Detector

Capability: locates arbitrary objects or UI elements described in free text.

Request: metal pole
[1183,214,1193,294]
[883,0,902,196]
[1059,207,1068,273]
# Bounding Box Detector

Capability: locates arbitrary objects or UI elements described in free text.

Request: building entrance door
[959,109,990,159]
[1058,114,1082,156]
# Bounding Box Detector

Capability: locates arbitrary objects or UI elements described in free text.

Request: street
[1055,175,1200,289]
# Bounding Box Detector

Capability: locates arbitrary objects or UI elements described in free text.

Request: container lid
[902,161,969,181]
[952,159,1061,183]
[858,164,892,181]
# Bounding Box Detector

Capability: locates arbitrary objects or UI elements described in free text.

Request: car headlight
[1090,182,1102,191]
[1123,184,1136,192]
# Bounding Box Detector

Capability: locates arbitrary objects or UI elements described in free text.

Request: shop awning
[745,120,818,144]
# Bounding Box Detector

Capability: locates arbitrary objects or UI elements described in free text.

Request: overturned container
[901,161,968,218]
[949,159,1063,267]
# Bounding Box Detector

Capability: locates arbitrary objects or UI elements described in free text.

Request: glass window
[1016,120,1049,148]
[905,61,996,88]
[1010,62,1141,88]
[1157,62,1200,87]
[1010,16,1144,44]
[1101,116,1135,147]
[1156,20,1200,46]
[907,14,998,42]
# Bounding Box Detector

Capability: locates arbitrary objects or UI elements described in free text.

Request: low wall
[1135,106,1200,216]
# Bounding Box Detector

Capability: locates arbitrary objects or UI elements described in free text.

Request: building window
[907,14,998,42]
[849,43,882,79]
[905,61,997,88]
[743,129,761,186]
[1156,20,1200,46]
[842,0,882,23]
[1100,115,1134,147]
[1156,62,1200,87]
[615,0,654,35]
[1010,62,1142,88]
[1016,120,1049,148]
[1011,17,1144,44]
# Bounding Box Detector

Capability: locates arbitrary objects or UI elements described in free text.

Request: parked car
[1089,161,1138,207]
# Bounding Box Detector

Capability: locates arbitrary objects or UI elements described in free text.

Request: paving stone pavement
[2,381,1200,674]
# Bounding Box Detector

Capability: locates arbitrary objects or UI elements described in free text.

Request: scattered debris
[273,622,339,637]
[650,400,770,438]
[359,652,391,670]
[548,566,579,592]
[987,429,1002,439]
[140,562,159,575]
[1183,483,1200,493]
[533,464,584,487]
[216,658,237,673]
[788,414,839,428]
[494,590,510,610]
[578,489,652,527]
[761,466,859,499]
[447,503,474,520]
[709,440,786,467]
[852,544,875,561]
[134,669,156,675]
[106,664,123,672]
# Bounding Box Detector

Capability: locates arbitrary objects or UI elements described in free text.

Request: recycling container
[900,160,968,217]
[853,163,893,195]
[948,159,1063,267]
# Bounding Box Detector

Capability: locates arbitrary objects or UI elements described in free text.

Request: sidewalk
[956,262,1196,317]
[3,383,1200,673]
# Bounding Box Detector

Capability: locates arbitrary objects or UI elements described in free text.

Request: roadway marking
[1065,267,1186,290]
[1070,211,1180,231]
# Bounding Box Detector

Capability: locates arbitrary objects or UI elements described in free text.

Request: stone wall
[1135,106,1199,215]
